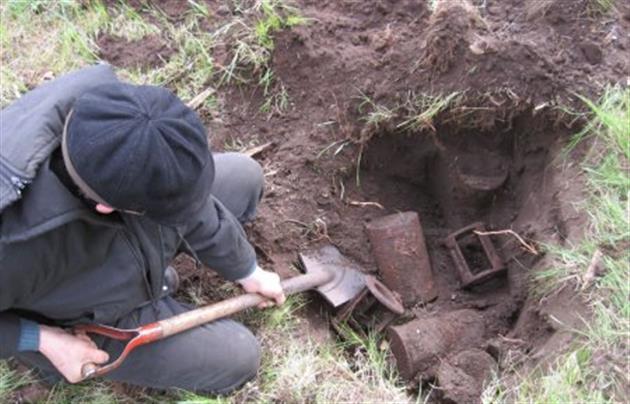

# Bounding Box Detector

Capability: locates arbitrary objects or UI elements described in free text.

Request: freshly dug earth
[95,0,628,401]
[97,34,173,69]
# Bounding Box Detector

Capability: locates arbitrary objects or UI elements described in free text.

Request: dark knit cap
[63,82,213,225]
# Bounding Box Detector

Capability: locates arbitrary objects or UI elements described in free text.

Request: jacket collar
[1,158,118,243]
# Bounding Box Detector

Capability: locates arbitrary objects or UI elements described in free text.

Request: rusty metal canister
[365,211,437,306]
[387,309,485,379]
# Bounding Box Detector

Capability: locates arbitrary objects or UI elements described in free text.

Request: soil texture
[97,34,173,69]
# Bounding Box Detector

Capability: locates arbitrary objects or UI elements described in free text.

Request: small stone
[552,53,565,64]
[469,40,486,55]
[487,5,502,16]
[216,5,230,16]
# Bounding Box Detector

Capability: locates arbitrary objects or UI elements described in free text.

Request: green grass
[357,90,399,131]
[0,360,148,403]
[107,2,159,41]
[0,361,33,402]
[212,0,305,84]
[588,0,618,15]
[0,1,110,106]
[483,347,609,404]
[0,0,302,114]
[239,300,409,403]
[485,86,629,403]
[210,0,306,113]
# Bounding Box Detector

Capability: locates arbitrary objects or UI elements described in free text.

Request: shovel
[75,245,372,380]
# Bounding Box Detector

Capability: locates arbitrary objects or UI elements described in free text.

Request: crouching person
[0,78,284,393]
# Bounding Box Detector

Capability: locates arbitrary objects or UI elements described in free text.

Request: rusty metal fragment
[365,276,404,315]
[444,222,505,288]
[365,211,437,306]
[333,275,404,335]
[388,309,485,379]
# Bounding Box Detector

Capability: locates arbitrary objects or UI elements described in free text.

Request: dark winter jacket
[0,73,256,359]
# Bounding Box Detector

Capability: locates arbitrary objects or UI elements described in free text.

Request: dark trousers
[18,153,265,394]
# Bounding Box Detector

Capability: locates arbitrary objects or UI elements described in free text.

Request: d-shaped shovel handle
[75,323,163,379]
[76,269,335,380]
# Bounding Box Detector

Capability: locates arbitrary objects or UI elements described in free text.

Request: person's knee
[227,153,264,222]
[236,153,264,201]
[211,152,265,222]
[206,324,261,394]
[225,328,261,384]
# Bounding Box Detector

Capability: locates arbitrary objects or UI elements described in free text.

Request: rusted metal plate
[365,211,437,306]
[444,222,505,287]
[299,245,366,307]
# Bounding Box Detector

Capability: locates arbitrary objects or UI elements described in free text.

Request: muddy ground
[95,0,629,402]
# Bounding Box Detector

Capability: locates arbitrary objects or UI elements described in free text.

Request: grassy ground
[1,0,628,403]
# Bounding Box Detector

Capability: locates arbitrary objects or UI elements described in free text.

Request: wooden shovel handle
[159,269,333,338]
[79,270,334,380]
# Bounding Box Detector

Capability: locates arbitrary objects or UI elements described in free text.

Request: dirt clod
[579,41,603,65]
[420,1,479,75]
[437,349,498,404]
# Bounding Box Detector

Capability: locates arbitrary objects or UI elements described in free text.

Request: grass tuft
[483,347,609,404]
[247,311,410,403]
[211,0,305,86]
[0,361,33,402]
[0,0,110,106]
[397,92,462,132]
[588,0,617,16]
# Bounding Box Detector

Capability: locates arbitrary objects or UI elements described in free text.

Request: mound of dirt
[96,34,173,69]
[420,0,487,75]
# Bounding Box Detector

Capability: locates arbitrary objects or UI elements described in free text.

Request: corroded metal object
[388,309,485,379]
[365,211,437,306]
[444,222,505,288]
[333,275,404,335]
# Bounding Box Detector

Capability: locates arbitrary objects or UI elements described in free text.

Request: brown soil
[94,0,628,401]
[437,349,498,404]
[96,34,173,70]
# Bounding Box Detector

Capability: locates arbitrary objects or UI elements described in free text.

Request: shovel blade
[299,245,366,307]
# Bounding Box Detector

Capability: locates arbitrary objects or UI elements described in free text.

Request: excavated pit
[341,109,570,401]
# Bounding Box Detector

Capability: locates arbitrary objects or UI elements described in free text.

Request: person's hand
[237,265,286,307]
[39,325,109,383]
